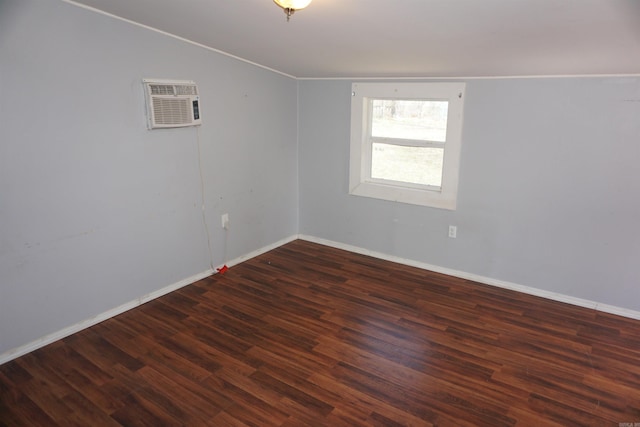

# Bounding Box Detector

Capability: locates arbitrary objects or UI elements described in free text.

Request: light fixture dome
[273,0,313,21]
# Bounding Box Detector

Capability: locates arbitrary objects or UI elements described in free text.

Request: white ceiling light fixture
[273,0,313,22]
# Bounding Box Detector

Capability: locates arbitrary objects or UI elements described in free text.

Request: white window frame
[349,82,465,210]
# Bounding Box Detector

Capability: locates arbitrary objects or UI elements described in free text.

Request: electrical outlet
[448,225,457,238]
[221,213,229,229]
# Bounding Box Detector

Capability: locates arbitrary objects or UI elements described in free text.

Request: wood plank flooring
[1,239,640,426]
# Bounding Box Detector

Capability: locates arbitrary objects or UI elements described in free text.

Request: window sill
[349,181,457,210]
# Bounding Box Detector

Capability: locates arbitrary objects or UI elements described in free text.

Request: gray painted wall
[298,78,640,311]
[0,0,298,355]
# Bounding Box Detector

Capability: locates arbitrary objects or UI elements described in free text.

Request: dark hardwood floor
[1,239,640,426]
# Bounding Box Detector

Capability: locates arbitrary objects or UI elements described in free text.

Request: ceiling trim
[62,0,297,80]
[298,74,640,81]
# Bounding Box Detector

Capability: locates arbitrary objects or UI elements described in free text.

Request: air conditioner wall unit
[143,79,202,129]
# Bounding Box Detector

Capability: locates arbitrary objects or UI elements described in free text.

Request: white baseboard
[0,269,213,365]
[223,234,298,269]
[0,234,299,366]
[3,232,637,365]
[299,234,640,321]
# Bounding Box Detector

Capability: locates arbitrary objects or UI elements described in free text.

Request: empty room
[1,0,640,425]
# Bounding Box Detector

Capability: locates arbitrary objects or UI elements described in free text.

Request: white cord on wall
[196,126,215,273]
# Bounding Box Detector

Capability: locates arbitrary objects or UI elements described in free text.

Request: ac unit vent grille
[149,84,198,96]
[175,85,198,96]
[150,84,175,95]
[152,98,192,125]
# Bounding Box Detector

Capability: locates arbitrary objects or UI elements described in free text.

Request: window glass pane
[371,100,448,142]
[371,143,444,187]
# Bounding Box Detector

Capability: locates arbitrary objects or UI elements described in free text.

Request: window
[349,82,465,209]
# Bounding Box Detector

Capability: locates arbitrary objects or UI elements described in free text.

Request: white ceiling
[67,0,640,78]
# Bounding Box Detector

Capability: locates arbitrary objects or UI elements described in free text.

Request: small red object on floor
[216,265,229,274]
